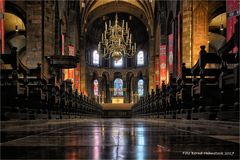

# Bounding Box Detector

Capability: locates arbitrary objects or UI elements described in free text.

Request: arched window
[137,51,144,65]
[114,78,123,96]
[138,79,144,96]
[93,79,98,96]
[114,57,123,67]
[93,50,99,65]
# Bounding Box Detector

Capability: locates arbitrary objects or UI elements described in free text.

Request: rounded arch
[137,71,143,79]
[102,71,110,103]
[82,1,153,36]
[5,1,26,27]
[208,1,226,23]
[114,72,122,79]
[102,71,110,81]
[91,71,99,81]
[208,2,227,53]
[4,3,26,56]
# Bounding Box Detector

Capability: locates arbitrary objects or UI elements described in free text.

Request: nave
[1,119,239,159]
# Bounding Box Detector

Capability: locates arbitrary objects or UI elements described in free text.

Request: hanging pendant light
[97,0,136,61]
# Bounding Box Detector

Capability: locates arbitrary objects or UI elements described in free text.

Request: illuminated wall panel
[168,34,173,74]
[159,45,167,84]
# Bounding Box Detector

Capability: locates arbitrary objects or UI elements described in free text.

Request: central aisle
[1,119,239,159]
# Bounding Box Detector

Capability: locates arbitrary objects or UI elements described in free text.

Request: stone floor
[0,119,239,159]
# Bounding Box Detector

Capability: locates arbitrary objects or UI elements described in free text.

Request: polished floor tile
[1,119,239,159]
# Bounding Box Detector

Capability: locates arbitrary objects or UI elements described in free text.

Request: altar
[112,97,124,104]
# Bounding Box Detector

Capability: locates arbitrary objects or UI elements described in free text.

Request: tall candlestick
[105,22,107,30]
[122,20,124,29]
[130,34,132,44]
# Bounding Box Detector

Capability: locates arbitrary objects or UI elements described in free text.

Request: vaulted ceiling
[80,0,155,36]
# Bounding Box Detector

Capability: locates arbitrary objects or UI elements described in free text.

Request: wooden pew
[191,45,222,120]
[165,75,177,119]
[217,16,239,121]
[1,47,29,120]
[27,64,49,119]
[175,63,194,119]
[159,82,167,118]
[47,76,61,119]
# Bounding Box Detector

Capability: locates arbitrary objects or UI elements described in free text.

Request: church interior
[0,0,239,159]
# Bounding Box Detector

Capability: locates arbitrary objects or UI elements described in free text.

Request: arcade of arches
[0,0,239,159]
[1,0,236,101]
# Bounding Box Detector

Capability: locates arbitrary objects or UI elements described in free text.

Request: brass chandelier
[97,14,137,61]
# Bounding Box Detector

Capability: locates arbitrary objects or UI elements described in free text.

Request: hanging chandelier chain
[98,12,137,61]
[97,0,136,61]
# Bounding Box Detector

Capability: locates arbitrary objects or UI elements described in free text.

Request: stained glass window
[93,50,99,65]
[137,51,144,65]
[114,78,123,96]
[138,79,144,96]
[93,79,98,96]
[114,57,123,67]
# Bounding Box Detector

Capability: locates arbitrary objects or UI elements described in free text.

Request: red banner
[75,64,80,92]
[226,0,239,52]
[61,34,64,55]
[168,34,173,73]
[159,45,167,84]
[177,13,181,76]
[0,0,4,54]
[155,56,160,87]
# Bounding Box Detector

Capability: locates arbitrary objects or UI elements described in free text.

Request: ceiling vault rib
[81,0,154,36]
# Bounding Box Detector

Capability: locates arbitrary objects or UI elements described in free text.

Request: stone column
[192,0,208,65]
[102,91,105,103]
[181,0,208,68]
[148,37,155,92]
[80,36,87,95]
[26,1,42,69]
[181,0,193,68]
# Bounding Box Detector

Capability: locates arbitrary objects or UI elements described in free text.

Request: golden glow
[89,0,144,14]
[209,13,226,28]
[98,14,136,61]
[4,12,25,33]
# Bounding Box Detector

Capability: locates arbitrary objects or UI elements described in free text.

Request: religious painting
[168,34,173,73]
[114,78,123,96]
[159,45,167,83]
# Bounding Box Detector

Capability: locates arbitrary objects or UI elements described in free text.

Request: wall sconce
[220,24,224,31]
[15,25,18,32]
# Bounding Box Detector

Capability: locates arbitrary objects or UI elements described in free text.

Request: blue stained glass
[114,78,123,96]
[138,79,144,96]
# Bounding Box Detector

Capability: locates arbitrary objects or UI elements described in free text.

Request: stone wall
[26,1,42,69]
[181,0,209,68]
